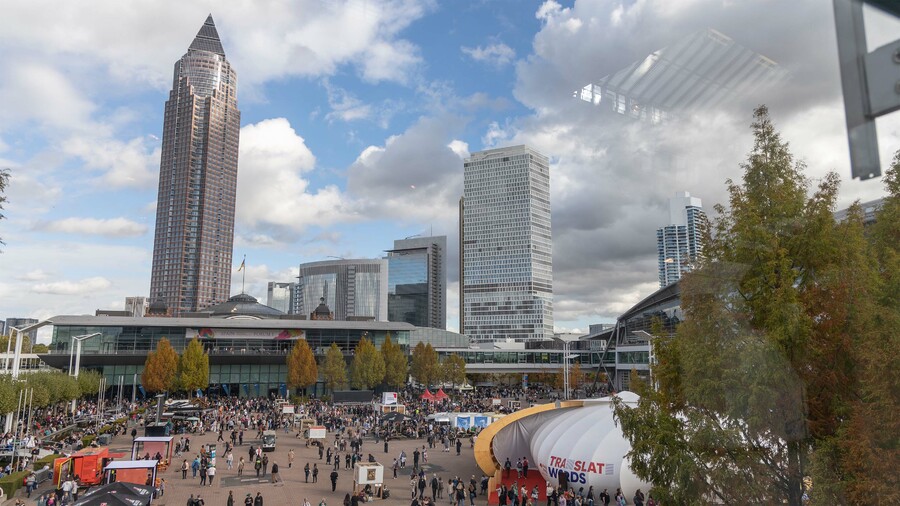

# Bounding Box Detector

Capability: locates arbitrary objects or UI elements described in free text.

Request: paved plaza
[16,423,494,506]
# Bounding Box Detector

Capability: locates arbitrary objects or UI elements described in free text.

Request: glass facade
[266,282,293,314]
[387,236,447,329]
[48,320,411,398]
[462,146,554,341]
[294,260,387,321]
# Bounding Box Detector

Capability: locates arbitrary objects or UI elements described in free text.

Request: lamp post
[68,332,102,378]
[9,320,52,378]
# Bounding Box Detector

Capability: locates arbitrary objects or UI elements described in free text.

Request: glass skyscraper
[386,236,447,329]
[657,191,706,288]
[150,15,240,316]
[461,145,554,341]
[266,282,293,314]
[294,259,388,321]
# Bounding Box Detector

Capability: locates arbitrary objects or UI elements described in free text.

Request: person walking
[182,459,188,479]
[288,449,295,468]
[455,439,462,456]
[227,451,234,470]
[207,465,216,486]
[271,462,281,484]
[305,463,311,483]
[199,464,208,486]
[254,492,264,506]
[238,457,245,476]
[255,457,262,477]
[227,491,235,506]
[330,470,339,492]
[522,458,529,478]
[431,475,439,499]
[262,454,269,476]
[313,463,319,483]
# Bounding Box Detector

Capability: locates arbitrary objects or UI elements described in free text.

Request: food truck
[53,447,126,487]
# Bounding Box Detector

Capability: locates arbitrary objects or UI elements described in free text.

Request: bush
[81,435,95,447]
[0,470,29,497]
[33,454,61,470]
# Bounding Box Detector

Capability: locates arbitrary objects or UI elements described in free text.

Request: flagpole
[242,254,246,294]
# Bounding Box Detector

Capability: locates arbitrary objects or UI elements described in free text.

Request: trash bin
[97,434,111,446]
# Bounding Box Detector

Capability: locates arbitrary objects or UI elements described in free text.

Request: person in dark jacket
[331,470,339,492]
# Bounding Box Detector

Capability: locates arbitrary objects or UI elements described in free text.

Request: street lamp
[8,320,53,378]
[69,333,101,378]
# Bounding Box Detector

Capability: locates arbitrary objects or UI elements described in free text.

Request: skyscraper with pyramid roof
[150,15,241,316]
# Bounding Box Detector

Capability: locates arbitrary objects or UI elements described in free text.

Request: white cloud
[33,276,113,295]
[39,217,148,237]
[347,115,465,224]
[236,118,359,238]
[323,80,373,123]
[61,136,159,189]
[17,270,50,281]
[461,43,516,67]
[447,140,469,159]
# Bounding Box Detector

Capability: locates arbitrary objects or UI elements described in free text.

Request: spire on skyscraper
[189,14,226,56]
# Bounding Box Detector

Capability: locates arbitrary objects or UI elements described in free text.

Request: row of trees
[0,370,102,413]
[613,107,899,504]
[285,335,468,393]
[0,334,50,354]
[141,338,209,394]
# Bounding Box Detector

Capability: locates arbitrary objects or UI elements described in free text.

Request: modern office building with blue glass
[386,236,447,329]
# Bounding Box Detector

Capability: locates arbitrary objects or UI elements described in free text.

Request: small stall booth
[74,481,154,506]
[353,462,385,500]
[54,447,126,487]
[131,436,174,471]
[102,460,158,489]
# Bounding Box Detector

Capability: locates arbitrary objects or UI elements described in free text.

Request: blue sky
[1,0,897,340]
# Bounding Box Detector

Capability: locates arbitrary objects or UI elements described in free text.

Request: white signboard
[282,405,295,414]
[382,392,398,405]
[354,463,384,485]
[186,328,305,340]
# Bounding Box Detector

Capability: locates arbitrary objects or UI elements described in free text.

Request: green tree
[409,342,439,387]
[141,338,178,393]
[440,354,466,387]
[0,375,18,413]
[287,339,318,393]
[31,343,49,353]
[322,343,347,392]
[614,106,857,505]
[350,337,386,390]
[381,333,408,388]
[77,370,102,397]
[178,338,209,393]
[0,334,31,354]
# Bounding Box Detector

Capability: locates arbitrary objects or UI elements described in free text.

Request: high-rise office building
[657,191,706,288]
[149,15,241,316]
[462,145,554,341]
[294,259,388,321]
[266,282,294,314]
[4,318,39,341]
[124,297,149,318]
[386,236,447,329]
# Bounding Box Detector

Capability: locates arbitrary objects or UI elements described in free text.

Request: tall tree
[0,334,31,354]
[614,107,854,505]
[178,338,209,394]
[287,339,318,393]
[380,333,408,388]
[820,153,900,504]
[409,342,439,387]
[350,337,386,390]
[141,338,178,393]
[322,343,347,392]
[440,354,466,387]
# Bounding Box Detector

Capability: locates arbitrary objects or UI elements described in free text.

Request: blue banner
[254,383,260,396]
[138,385,146,398]
[474,416,488,428]
[279,383,287,397]
[456,417,470,429]
[222,384,231,396]
[196,388,203,398]
[243,384,249,395]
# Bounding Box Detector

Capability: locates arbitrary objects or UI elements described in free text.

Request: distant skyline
[0,1,896,341]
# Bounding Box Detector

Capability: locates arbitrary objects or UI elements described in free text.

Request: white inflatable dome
[529,392,651,495]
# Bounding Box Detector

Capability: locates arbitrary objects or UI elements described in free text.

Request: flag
[238,257,245,271]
